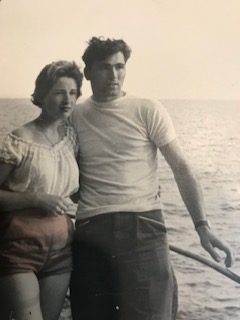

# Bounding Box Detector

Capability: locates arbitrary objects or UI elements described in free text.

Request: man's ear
[84,67,91,80]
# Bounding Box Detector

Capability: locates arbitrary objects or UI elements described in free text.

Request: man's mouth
[60,106,71,112]
[108,83,118,88]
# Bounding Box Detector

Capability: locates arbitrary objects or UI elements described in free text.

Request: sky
[0,0,240,100]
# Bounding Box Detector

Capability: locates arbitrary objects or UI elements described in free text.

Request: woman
[0,60,83,320]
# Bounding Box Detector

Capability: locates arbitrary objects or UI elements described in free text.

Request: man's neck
[92,91,125,103]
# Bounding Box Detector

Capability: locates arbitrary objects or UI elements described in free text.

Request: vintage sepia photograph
[0,1,240,319]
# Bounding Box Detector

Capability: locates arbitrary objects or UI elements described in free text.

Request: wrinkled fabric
[70,95,177,219]
[0,124,79,276]
[70,210,178,320]
[0,125,79,196]
[0,209,74,276]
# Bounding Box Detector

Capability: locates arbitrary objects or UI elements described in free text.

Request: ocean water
[0,98,239,320]
[161,100,240,320]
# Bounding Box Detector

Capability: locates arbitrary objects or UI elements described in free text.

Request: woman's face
[42,76,78,120]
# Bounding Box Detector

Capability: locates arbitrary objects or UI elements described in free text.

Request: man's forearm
[173,165,207,225]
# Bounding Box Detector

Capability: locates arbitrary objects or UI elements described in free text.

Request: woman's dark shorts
[0,209,74,278]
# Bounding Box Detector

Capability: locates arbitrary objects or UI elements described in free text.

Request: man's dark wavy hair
[82,37,131,69]
[31,60,83,108]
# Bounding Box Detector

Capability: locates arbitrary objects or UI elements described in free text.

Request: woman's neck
[35,114,64,130]
[33,115,66,146]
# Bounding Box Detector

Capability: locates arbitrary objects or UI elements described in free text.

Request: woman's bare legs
[39,272,71,320]
[0,272,43,320]
[0,272,70,320]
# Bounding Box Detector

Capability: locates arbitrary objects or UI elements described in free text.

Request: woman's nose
[63,93,71,103]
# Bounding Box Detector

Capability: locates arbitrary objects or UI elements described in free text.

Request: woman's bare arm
[0,162,73,214]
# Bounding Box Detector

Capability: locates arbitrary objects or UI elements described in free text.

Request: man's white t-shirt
[70,94,177,219]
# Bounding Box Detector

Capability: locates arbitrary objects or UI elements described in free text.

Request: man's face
[87,51,126,102]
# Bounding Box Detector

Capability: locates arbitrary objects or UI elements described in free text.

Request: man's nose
[109,67,117,79]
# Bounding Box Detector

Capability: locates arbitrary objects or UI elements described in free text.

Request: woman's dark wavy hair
[82,37,131,69]
[31,60,83,108]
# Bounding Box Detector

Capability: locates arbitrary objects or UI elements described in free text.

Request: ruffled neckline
[8,125,71,151]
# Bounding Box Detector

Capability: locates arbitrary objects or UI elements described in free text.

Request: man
[70,37,233,320]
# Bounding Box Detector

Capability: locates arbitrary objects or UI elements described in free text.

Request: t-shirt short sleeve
[0,134,24,166]
[145,100,177,147]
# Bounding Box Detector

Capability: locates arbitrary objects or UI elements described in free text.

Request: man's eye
[116,64,125,70]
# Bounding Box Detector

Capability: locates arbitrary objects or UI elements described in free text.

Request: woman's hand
[64,201,78,218]
[34,193,75,216]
